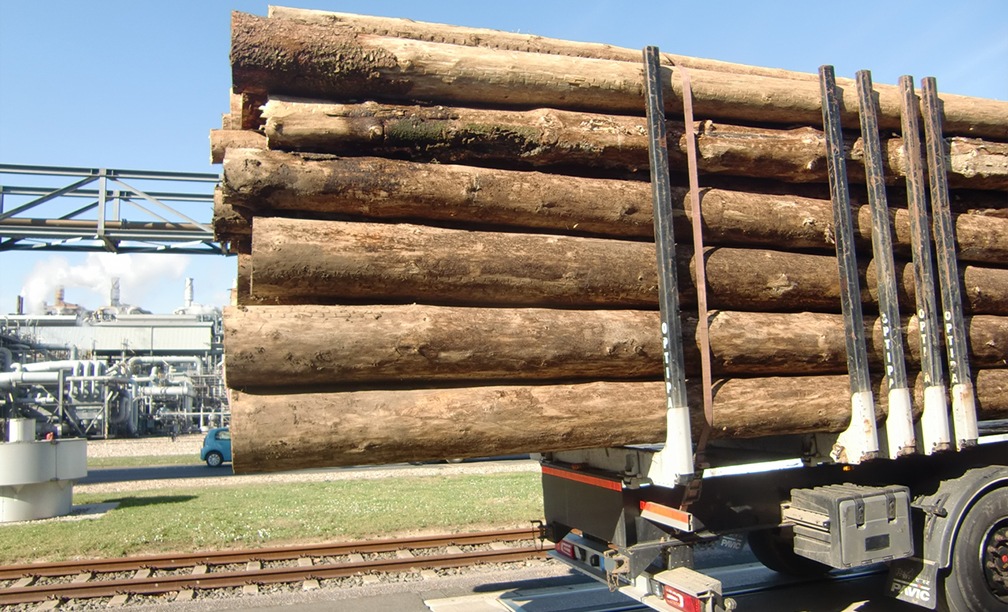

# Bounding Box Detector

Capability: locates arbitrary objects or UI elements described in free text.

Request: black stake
[897,75,951,454]
[855,69,915,458]
[643,46,694,483]
[819,65,878,464]
[920,77,977,449]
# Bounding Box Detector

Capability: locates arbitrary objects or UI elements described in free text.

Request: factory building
[1,279,227,438]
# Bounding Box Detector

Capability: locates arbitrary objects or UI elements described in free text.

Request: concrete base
[0,438,87,522]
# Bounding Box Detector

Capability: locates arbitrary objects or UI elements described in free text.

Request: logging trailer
[538,49,1008,612]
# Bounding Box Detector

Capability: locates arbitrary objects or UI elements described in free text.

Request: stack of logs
[212,7,1008,473]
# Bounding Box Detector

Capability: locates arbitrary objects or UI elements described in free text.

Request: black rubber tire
[747,527,832,578]
[206,451,224,468]
[943,487,1008,612]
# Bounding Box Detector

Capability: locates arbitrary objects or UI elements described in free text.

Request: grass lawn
[0,472,544,565]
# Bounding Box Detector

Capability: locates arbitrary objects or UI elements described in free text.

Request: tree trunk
[247,217,1008,314]
[223,304,1008,388]
[229,369,1008,472]
[259,99,1008,190]
[210,129,266,164]
[236,253,252,303]
[222,148,1008,264]
[231,12,1008,139]
[266,6,824,80]
[213,186,250,239]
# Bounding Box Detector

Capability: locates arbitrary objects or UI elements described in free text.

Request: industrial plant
[0,278,228,440]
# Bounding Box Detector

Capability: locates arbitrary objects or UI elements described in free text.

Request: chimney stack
[184,278,194,308]
[110,277,121,307]
[16,295,24,315]
[55,286,65,307]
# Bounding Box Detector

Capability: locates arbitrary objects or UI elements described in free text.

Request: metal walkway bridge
[0,164,226,255]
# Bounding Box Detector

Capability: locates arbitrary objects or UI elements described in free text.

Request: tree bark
[247,217,1008,314]
[231,12,1008,139]
[223,304,1008,388]
[229,369,1008,472]
[222,148,1008,264]
[259,99,1008,190]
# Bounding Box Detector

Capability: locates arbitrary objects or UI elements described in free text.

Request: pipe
[136,384,196,398]
[0,347,13,371]
[0,371,60,390]
[20,359,105,374]
[127,356,203,376]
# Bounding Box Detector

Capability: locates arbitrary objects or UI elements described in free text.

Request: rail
[0,528,546,605]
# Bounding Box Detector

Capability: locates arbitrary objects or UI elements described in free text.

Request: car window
[216,430,231,441]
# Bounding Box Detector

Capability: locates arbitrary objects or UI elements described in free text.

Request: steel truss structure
[0,164,226,254]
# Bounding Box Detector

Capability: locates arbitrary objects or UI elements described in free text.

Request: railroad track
[0,527,547,607]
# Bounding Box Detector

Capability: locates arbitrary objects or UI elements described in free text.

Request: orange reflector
[640,501,694,532]
[542,466,623,491]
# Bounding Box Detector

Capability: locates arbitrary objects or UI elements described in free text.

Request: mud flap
[887,557,939,610]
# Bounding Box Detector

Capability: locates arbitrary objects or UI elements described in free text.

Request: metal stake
[855,70,915,458]
[819,65,879,464]
[643,46,693,485]
[920,77,977,450]
[897,75,951,454]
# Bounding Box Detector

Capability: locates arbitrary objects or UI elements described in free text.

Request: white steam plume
[20,253,190,313]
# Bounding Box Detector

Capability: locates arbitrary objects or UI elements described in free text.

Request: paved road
[80,456,534,485]
[133,550,920,612]
[79,464,234,484]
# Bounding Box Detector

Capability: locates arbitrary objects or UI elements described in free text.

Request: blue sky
[1,1,1005,314]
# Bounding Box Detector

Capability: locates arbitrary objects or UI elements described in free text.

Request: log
[229,369,1008,472]
[267,6,821,79]
[223,304,1008,388]
[231,12,1008,139]
[264,3,1005,123]
[213,186,248,239]
[260,99,1008,190]
[222,148,1008,264]
[248,217,1008,314]
[236,253,252,303]
[210,129,266,164]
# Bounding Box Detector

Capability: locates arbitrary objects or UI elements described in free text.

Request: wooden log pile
[213,7,1008,473]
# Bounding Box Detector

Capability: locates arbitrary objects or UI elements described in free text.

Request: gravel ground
[127,560,576,612]
[86,434,205,458]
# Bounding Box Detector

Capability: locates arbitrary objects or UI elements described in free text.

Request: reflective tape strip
[640,500,694,532]
[541,466,623,492]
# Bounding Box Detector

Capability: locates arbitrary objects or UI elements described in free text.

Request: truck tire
[943,486,1008,612]
[747,527,831,578]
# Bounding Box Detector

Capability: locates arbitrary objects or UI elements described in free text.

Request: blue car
[200,427,232,467]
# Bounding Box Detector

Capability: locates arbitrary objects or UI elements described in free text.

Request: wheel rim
[208,453,221,466]
[981,517,1008,600]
